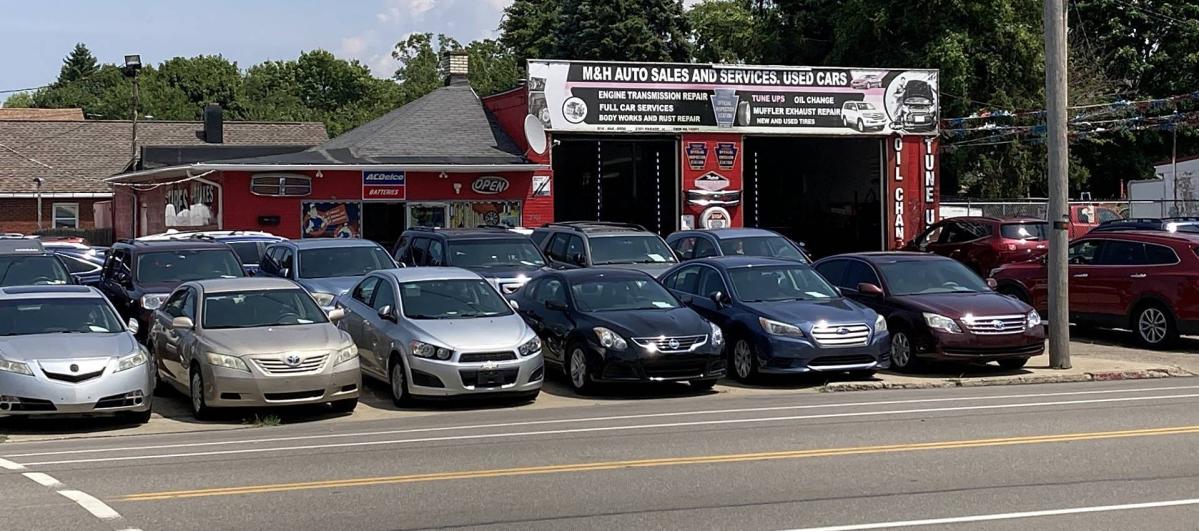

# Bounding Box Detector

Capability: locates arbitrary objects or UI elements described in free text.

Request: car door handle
[1129,273,1147,278]
[1072,273,1088,278]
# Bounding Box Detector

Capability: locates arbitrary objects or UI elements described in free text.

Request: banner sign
[527,60,939,136]
[362,171,406,201]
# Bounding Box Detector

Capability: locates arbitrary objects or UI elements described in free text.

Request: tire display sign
[527,60,938,136]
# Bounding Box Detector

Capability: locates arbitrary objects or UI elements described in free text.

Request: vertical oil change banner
[527,60,939,136]
[887,135,940,249]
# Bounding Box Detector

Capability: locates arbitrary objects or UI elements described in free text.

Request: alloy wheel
[390,362,406,401]
[570,348,588,390]
[891,332,912,368]
[733,340,753,380]
[190,371,204,413]
[1138,307,1168,344]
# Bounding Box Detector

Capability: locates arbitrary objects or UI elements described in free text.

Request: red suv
[991,231,1199,347]
[904,217,1048,276]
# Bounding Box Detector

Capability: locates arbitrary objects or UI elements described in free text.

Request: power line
[0,85,50,95]
[1110,0,1197,27]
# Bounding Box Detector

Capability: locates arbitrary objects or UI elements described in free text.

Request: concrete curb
[820,366,1194,393]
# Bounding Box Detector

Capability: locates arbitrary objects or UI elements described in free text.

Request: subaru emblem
[69,363,79,373]
[837,327,849,335]
[285,354,302,367]
[668,338,680,350]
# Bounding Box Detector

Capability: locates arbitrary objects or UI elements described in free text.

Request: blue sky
[0,0,515,92]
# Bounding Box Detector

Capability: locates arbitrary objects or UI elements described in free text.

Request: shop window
[52,203,79,228]
[449,201,522,228]
[251,174,311,197]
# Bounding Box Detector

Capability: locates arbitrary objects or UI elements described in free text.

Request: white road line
[17,392,1199,467]
[7,383,1197,459]
[782,498,1199,530]
[57,490,122,520]
[21,472,62,487]
[0,457,26,470]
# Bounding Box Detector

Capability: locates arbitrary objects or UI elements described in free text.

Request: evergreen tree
[57,43,99,85]
[557,0,692,62]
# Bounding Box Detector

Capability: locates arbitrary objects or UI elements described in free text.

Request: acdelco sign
[362,171,406,201]
[471,176,510,195]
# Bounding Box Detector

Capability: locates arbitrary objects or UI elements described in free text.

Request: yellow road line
[118,424,1199,502]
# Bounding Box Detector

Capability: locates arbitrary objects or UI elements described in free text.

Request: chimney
[446,51,469,86]
[203,104,224,144]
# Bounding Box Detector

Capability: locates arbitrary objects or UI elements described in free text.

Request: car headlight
[518,336,542,357]
[593,327,627,350]
[709,322,724,346]
[0,358,33,376]
[1027,310,1042,327]
[206,352,250,372]
[116,349,148,372]
[923,313,962,334]
[874,314,888,333]
[334,344,359,365]
[311,292,336,307]
[411,340,453,360]
[141,293,169,311]
[758,317,804,337]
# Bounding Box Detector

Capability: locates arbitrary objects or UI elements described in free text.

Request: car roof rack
[1163,216,1199,222]
[541,221,648,233]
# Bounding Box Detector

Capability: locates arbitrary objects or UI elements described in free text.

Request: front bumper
[756,332,890,374]
[920,328,1046,360]
[407,351,543,397]
[591,340,725,383]
[0,363,153,416]
[203,359,361,407]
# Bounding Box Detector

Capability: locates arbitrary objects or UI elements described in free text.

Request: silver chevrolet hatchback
[335,268,543,403]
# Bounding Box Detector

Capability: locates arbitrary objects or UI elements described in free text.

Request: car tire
[124,401,153,425]
[567,344,595,394]
[389,355,411,406]
[857,119,865,132]
[730,338,759,382]
[1133,303,1179,348]
[689,378,718,391]
[998,285,1031,305]
[189,367,213,420]
[889,329,919,372]
[330,398,358,414]
[997,358,1030,370]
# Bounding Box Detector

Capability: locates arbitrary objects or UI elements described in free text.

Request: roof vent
[203,104,223,144]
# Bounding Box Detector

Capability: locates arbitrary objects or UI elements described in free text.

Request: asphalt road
[3,378,1199,531]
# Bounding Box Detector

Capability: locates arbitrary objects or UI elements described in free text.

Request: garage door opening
[552,138,678,235]
[744,137,884,257]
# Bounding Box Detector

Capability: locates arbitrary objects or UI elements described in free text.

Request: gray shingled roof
[215,84,527,166]
[0,120,328,194]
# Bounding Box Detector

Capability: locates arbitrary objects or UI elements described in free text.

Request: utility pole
[1044,0,1071,369]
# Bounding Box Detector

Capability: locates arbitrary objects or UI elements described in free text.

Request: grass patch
[245,414,281,427]
[0,434,7,443]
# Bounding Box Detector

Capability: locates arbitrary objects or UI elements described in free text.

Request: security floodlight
[124,55,142,70]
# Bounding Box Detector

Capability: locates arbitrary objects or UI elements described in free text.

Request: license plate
[477,369,502,387]
[915,116,926,123]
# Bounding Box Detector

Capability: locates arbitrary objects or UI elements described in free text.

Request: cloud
[340,36,368,55]
[377,0,437,23]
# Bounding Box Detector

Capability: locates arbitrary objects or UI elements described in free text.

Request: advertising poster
[528,60,938,136]
[887,135,940,249]
[302,201,361,239]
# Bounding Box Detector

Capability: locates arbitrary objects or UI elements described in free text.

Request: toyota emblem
[667,338,680,350]
[69,363,79,373]
[284,354,302,367]
[991,320,1004,330]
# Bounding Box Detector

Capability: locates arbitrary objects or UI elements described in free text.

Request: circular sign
[562,97,588,124]
[472,176,510,195]
[700,207,731,229]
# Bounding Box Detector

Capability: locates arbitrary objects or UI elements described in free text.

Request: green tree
[464,39,522,96]
[688,0,757,63]
[154,55,243,117]
[56,43,99,85]
[500,0,562,64]
[392,33,458,101]
[749,0,837,65]
[2,92,34,108]
[557,0,692,61]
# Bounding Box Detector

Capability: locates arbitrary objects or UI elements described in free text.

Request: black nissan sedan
[507,268,725,394]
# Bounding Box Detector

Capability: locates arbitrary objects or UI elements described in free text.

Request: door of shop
[743,137,884,257]
[552,137,678,235]
[362,202,407,247]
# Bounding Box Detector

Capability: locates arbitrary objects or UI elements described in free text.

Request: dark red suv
[904,217,1048,276]
[992,231,1199,347]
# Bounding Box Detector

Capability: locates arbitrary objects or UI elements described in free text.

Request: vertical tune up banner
[887,135,939,249]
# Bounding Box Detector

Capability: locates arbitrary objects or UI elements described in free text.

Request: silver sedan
[0,285,153,423]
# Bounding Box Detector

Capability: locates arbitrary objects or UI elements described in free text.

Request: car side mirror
[985,278,998,290]
[279,267,290,278]
[171,316,194,330]
[857,283,884,297]
[710,291,731,307]
[545,300,568,311]
[508,299,520,310]
[377,305,397,323]
[327,308,346,322]
[126,318,140,335]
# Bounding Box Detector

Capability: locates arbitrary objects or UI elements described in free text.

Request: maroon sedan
[904,217,1049,276]
[814,253,1045,371]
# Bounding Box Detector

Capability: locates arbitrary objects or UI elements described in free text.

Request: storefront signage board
[362,171,406,201]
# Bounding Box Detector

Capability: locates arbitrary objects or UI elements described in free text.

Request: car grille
[43,369,105,383]
[264,390,324,401]
[962,315,1027,335]
[458,351,517,363]
[808,354,877,367]
[252,353,329,375]
[631,335,707,353]
[810,324,871,348]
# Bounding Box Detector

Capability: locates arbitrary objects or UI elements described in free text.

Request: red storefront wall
[483,87,553,225]
[886,135,940,249]
[679,133,743,229]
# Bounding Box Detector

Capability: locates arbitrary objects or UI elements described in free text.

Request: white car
[841,101,887,132]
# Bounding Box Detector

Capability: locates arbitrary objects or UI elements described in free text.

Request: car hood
[589,307,710,338]
[202,324,348,355]
[895,292,1031,317]
[597,262,676,278]
[412,313,532,350]
[745,298,873,327]
[0,332,138,362]
[297,277,360,296]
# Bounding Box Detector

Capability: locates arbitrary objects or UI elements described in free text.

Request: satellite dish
[524,114,548,155]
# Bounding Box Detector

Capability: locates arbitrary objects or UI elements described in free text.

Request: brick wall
[0,198,105,234]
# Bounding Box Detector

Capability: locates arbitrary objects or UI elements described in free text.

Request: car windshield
[718,237,807,262]
[298,246,393,279]
[136,250,244,284]
[860,103,877,110]
[227,242,264,265]
[570,278,680,312]
[0,298,123,335]
[0,256,72,286]
[590,236,677,265]
[399,279,513,319]
[447,240,545,268]
[203,289,327,329]
[729,265,839,302]
[879,260,990,296]
[1001,222,1048,241]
